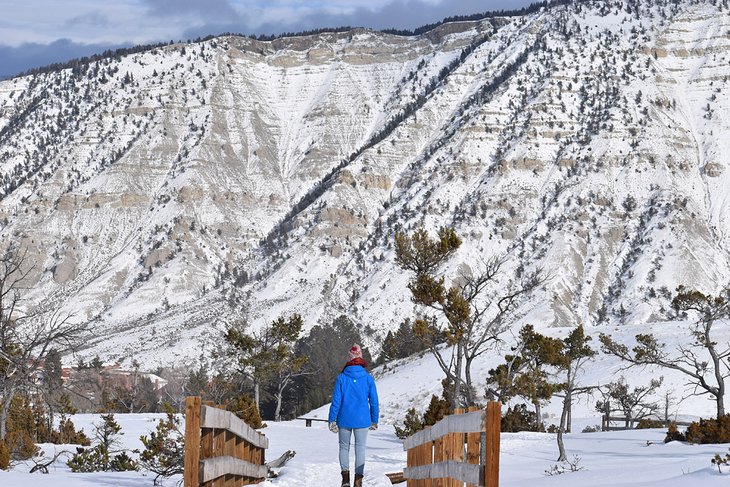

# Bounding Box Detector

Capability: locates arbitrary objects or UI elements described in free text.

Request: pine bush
[110,451,138,472]
[67,413,133,472]
[663,421,686,443]
[138,405,185,485]
[394,381,451,439]
[501,404,543,433]
[68,446,106,472]
[5,395,38,460]
[422,394,449,427]
[394,408,423,439]
[712,448,730,473]
[636,419,664,429]
[684,415,730,444]
[227,395,263,429]
[51,417,91,446]
[5,430,38,460]
[0,440,10,470]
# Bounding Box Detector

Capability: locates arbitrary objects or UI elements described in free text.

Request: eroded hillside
[0,0,728,365]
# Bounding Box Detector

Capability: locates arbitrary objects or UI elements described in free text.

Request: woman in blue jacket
[328,344,379,487]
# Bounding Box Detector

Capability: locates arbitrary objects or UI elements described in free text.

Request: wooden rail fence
[184,396,269,487]
[403,402,501,487]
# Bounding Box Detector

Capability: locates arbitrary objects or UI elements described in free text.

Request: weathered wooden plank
[202,406,269,449]
[433,437,444,487]
[407,447,416,487]
[413,441,420,487]
[485,402,500,487]
[200,428,214,486]
[386,472,406,484]
[403,410,486,450]
[184,397,202,487]
[418,426,429,487]
[234,437,245,487]
[199,456,268,483]
[424,438,434,487]
[450,409,465,487]
[466,407,479,487]
[404,461,481,485]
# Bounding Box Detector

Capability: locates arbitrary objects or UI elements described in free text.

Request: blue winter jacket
[328,365,379,429]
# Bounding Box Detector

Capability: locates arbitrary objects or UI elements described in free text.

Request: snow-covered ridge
[0,0,729,366]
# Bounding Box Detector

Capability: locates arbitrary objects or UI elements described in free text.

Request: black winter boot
[354,473,364,487]
[341,470,350,487]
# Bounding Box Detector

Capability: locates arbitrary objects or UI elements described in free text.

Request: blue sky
[0,0,534,78]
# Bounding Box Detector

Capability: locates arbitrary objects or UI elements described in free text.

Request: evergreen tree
[395,227,542,408]
[68,413,134,472]
[267,315,308,421]
[511,325,565,429]
[138,404,184,485]
[185,365,209,397]
[292,315,370,415]
[0,440,8,470]
[555,326,596,461]
[42,348,64,434]
[378,318,430,364]
[93,413,123,471]
[225,314,309,417]
[596,376,663,428]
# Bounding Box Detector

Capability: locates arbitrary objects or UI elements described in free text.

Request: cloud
[0,39,131,79]
[65,12,111,29]
[144,0,241,22]
[182,0,533,37]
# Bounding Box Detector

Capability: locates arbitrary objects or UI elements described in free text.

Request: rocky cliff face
[1,0,729,366]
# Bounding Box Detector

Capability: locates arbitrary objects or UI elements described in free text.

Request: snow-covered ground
[2,416,730,486]
[3,320,730,485]
[306,320,725,427]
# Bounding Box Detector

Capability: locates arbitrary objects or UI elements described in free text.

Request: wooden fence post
[407,446,416,487]
[451,409,465,487]
[184,396,202,487]
[484,402,500,487]
[466,407,479,487]
[402,404,501,487]
[433,434,445,487]
[424,434,433,487]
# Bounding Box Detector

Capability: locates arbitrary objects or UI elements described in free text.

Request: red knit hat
[348,344,363,361]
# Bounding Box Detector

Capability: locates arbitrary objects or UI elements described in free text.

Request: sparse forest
[2,0,730,483]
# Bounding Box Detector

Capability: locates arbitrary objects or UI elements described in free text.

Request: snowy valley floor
[4,321,730,485]
[2,414,730,486]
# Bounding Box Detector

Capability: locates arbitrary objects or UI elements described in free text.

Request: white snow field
[3,320,730,485]
[1,418,730,486]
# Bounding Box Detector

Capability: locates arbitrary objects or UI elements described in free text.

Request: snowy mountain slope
[0,0,729,365]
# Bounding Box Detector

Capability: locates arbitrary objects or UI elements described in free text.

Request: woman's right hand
[329,422,339,433]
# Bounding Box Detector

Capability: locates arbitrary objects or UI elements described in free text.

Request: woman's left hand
[369,423,378,430]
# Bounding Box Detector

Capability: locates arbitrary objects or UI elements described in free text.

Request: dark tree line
[222,314,371,421]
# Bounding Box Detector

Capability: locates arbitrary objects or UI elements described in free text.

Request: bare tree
[157,367,191,413]
[595,376,663,428]
[0,243,87,438]
[600,286,730,419]
[66,356,109,412]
